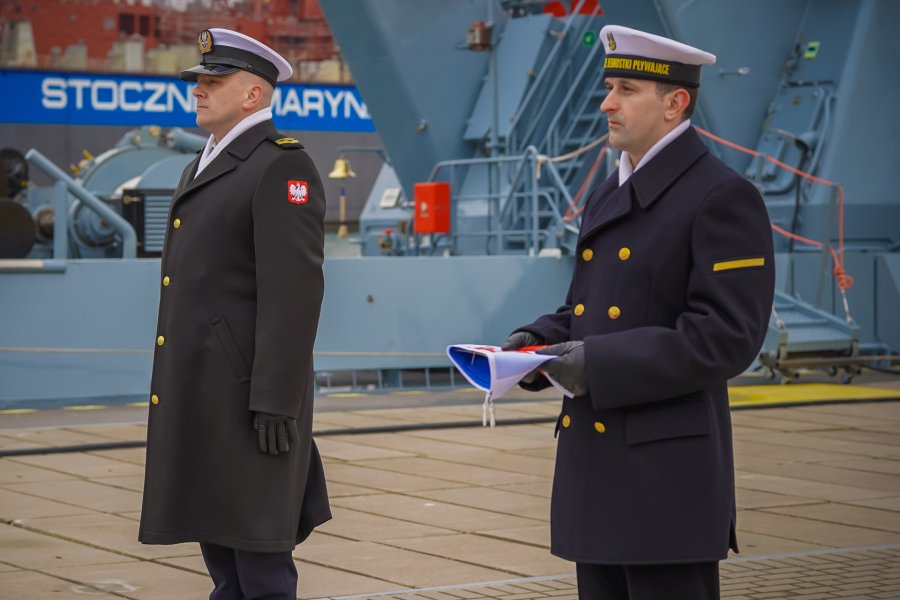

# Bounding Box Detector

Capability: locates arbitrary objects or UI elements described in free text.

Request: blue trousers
[200,542,298,600]
[576,561,719,600]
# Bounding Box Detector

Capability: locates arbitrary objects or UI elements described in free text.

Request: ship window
[139,14,150,36]
[119,13,135,35]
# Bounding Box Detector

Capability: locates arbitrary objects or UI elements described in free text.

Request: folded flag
[447,344,573,427]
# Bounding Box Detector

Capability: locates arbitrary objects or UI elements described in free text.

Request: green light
[582,31,597,47]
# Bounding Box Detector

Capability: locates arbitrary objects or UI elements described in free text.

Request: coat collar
[628,126,708,210]
[576,127,708,244]
[578,174,633,244]
[173,120,277,203]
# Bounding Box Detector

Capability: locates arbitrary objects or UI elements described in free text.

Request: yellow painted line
[326,393,368,398]
[392,391,427,396]
[729,384,899,408]
[61,405,106,411]
[128,402,150,408]
[0,408,37,415]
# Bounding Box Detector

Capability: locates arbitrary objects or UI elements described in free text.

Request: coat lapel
[576,127,710,244]
[629,126,709,210]
[578,176,634,244]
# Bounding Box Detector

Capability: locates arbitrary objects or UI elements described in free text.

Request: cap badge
[607,31,616,51]
[288,180,309,205]
[199,30,214,55]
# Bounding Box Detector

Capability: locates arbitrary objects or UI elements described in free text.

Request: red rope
[563,144,608,222]
[696,127,852,290]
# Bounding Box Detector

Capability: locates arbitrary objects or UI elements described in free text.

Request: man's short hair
[656,82,698,119]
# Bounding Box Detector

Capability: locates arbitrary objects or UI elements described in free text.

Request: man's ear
[665,88,690,122]
[243,84,264,110]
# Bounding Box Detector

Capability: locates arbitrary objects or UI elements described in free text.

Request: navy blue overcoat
[518,126,775,564]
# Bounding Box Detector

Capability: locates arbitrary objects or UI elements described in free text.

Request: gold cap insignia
[607,31,616,51]
[199,30,213,55]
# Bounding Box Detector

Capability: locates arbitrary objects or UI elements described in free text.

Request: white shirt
[194,107,274,179]
[617,118,692,186]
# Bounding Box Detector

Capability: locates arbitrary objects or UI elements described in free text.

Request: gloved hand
[501,331,541,351]
[537,341,588,396]
[502,331,542,384]
[253,411,297,455]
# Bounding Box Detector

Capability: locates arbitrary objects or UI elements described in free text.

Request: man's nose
[192,86,204,98]
[600,94,614,113]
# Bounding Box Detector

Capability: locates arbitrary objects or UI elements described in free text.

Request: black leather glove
[501,331,541,351]
[537,341,588,396]
[253,411,297,455]
[502,331,542,384]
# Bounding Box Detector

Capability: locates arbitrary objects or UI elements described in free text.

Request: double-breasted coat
[138,120,331,553]
[518,127,774,564]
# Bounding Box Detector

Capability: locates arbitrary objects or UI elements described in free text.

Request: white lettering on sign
[39,76,198,113]
[272,87,370,121]
[33,74,370,128]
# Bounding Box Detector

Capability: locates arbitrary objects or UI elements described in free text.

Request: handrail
[25,149,138,259]
[515,3,603,151]
[509,0,589,131]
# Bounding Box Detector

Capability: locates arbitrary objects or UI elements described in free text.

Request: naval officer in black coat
[504,25,775,599]
[138,28,330,599]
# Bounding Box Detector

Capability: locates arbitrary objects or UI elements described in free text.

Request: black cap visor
[179,63,242,82]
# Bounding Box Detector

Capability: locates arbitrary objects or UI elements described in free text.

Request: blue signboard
[0,69,374,132]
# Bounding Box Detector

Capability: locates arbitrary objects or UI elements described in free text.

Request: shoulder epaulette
[270,134,304,149]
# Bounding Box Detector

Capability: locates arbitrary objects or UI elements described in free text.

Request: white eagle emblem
[287,180,308,204]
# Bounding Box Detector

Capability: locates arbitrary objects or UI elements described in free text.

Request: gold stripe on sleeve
[713,257,765,272]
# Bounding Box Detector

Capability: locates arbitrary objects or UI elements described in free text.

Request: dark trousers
[200,542,298,600]
[576,561,720,600]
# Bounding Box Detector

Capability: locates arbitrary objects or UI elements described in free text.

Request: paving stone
[412,486,550,521]
[0,523,130,569]
[47,559,211,599]
[298,540,512,588]
[764,502,900,534]
[23,512,196,560]
[384,534,569,577]
[333,493,540,533]
[324,462,468,493]
[0,486,96,521]
[7,451,146,480]
[0,458,79,485]
[0,569,121,599]
[316,437,417,461]
[316,505,456,541]
[4,478,142,513]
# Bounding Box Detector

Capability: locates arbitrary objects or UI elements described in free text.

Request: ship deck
[1,374,899,599]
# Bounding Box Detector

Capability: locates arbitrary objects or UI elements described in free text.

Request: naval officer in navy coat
[138,28,330,599]
[504,26,775,599]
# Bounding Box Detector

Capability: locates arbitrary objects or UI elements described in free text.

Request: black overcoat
[139,120,331,553]
[519,127,774,564]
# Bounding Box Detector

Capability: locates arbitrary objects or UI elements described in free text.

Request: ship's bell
[328,156,357,179]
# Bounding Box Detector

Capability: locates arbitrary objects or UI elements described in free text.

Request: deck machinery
[1,0,898,404]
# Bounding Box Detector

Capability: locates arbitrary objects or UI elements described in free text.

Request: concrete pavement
[1,384,899,599]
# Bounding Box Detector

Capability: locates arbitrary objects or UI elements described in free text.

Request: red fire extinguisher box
[413,182,451,234]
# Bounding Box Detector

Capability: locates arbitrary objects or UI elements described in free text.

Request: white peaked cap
[600,25,715,88]
[180,27,293,86]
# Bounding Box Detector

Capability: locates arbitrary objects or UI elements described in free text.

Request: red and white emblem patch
[287,180,308,204]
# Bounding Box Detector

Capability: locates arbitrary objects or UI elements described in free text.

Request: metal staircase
[760,291,861,382]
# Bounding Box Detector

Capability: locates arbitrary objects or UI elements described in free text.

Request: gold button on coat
[582,248,593,261]
[574,304,585,316]
[608,306,621,320]
[173,218,181,229]
[618,247,631,261]
[162,276,170,287]
[562,415,571,428]
[594,421,606,433]
[151,395,159,405]
[157,335,165,346]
